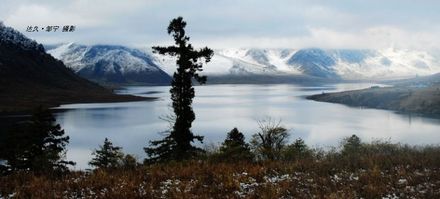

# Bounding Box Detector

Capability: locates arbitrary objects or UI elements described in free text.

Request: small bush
[250,119,289,161]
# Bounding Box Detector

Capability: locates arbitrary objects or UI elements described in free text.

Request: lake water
[55,84,440,169]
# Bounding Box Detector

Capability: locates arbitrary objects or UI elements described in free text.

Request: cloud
[3,0,154,28]
[187,26,440,50]
[1,0,439,50]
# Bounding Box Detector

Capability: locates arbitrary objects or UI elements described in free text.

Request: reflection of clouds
[56,84,440,169]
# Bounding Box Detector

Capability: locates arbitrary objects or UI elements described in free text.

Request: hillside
[0,23,146,113]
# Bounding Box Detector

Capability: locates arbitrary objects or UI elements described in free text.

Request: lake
[55,84,440,169]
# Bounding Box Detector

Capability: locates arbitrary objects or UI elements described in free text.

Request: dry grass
[1,139,439,198]
[1,155,439,199]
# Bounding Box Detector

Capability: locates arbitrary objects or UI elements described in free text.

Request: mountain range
[48,43,440,85]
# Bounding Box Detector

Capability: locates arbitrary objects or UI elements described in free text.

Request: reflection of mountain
[48,43,171,85]
[0,23,144,112]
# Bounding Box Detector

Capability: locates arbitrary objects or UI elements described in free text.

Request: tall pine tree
[145,17,213,162]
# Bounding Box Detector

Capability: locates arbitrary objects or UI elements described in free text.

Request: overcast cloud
[1,0,440,50]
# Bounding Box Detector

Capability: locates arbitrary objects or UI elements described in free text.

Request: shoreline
[0,93,154,115]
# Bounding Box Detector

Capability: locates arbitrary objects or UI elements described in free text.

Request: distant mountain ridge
[151,47,440,79]
[48,43,440,84]
[210,48,440,80]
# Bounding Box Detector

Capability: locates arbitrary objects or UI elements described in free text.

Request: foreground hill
[0,23,146,113]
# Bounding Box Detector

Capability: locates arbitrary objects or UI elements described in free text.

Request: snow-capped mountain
[152,47,440,80]
[149,48,297,76]
[49,43,171,85]
[49,42,440,83]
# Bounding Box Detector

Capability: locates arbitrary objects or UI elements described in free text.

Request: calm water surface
[54,84,440,169]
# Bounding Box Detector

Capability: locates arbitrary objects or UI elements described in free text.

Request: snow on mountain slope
[50,43,440,82]
[159,47,440,80]
[148,51,235,75]
[49,43,88,72]
[287,48,339,78]
[285,48,440,80]
[150,48,300,75]
[49,43,171,85]
[331,48,440,79]
[215,48,300,74]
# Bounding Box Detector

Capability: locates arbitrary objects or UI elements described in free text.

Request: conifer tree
[282,138,311,161]
[89,138,124,169]
[341,134,362,155]
[145,17,213,162]
[219,128,253,162]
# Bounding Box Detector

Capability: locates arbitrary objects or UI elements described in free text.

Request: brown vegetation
[1,139,439,199]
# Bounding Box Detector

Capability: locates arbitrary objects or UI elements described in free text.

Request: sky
[1,0,440,50]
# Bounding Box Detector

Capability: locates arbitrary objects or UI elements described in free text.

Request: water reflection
[55,84,440,169]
